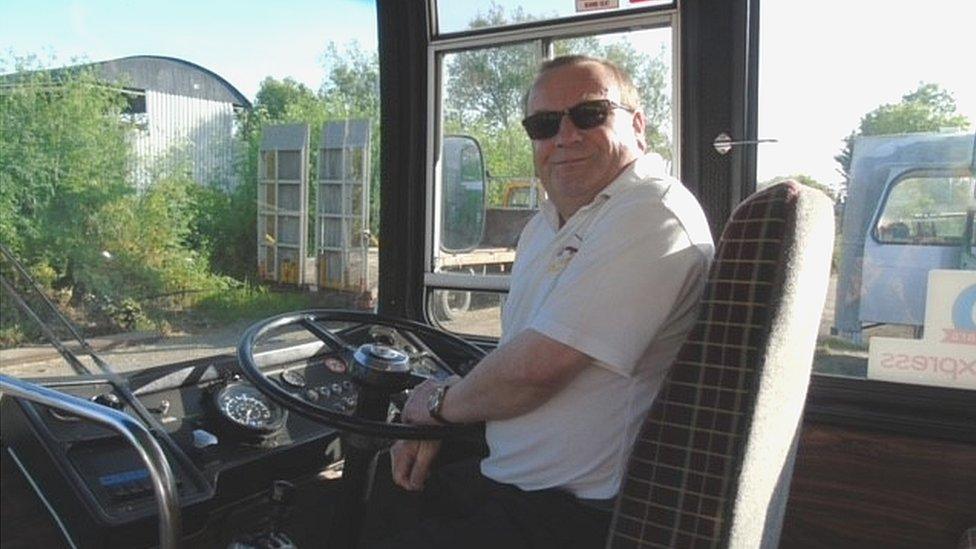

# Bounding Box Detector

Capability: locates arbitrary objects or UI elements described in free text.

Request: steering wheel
[236,309,486,439]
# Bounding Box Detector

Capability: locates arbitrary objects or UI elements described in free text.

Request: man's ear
[632,110,647,151]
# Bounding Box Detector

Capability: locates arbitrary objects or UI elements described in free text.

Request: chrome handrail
[0,374,181,549]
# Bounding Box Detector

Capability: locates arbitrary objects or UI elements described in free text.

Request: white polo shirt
[480,153,715,499]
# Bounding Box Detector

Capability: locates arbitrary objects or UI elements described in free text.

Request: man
[381,55,714,548]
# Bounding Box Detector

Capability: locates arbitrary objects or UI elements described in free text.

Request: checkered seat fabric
[607,181,835,549]
[959,527,976,549]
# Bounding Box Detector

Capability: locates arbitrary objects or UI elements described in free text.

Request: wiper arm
[0,243,118,377]
[0,275,93,376]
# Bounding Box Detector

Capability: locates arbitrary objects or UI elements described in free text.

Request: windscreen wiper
[0,243,116,377]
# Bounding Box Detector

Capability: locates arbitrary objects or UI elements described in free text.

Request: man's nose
[554,113,583,146]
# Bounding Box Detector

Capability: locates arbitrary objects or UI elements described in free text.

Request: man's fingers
[407,440,441,491]
[390,440,418,490]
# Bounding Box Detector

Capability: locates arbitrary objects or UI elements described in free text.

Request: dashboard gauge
[368,326,398,346]
[323,356,347,374]
[214,383,287,435]
[280,369,306,388]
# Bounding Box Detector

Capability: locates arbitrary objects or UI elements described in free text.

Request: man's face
[526,62,646,219]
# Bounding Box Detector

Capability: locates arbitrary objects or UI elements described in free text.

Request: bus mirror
[440,135,487,252]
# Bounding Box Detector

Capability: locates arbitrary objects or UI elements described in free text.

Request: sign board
[576,0,619,13]
[867,270,976,389]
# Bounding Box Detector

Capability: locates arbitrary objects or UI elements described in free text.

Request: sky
[758,0,976,189]
[2,0,974,190]
[0,0,378,100]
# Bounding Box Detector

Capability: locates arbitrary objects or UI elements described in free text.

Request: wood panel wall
[781,422,976,548]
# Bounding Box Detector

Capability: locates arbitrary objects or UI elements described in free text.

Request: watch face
[427,385,447,422]
[427,387,440,410]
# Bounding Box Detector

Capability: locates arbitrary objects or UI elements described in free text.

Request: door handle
[713,132,778,155]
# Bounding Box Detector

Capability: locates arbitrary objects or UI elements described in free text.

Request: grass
[192,285,322,324]
[814,334,870,378]
[0,281,365,349]
[816,334,867,354]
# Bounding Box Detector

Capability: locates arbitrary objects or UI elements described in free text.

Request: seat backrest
[607,181,835,549]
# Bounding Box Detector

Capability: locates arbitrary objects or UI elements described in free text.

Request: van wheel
[432,289,472,321]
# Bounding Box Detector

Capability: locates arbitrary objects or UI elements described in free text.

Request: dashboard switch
[192,429,219,448]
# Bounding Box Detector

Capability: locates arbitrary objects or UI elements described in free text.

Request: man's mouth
[552,157,588,166]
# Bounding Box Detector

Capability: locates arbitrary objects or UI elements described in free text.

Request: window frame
[423,7,680,309]
[376,0,976,442]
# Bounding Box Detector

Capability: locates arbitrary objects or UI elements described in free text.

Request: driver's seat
[606,181,834,548]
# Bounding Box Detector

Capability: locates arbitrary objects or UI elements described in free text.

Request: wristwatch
[426,383,453,425]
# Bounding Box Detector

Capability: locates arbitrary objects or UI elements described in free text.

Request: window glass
[436,0,671,35]
[430,14,675,337]
[758,0,975,390]
[435,41,540,282]
[553,26,673,169]
[875,176,974,246]
[0,2,380,376]
[429,290,504,338]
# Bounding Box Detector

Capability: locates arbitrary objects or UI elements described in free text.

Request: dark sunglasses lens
[522,113,561,140]
[568,102,610,129]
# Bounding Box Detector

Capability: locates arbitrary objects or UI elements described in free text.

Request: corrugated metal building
[93,56,252,187]
[4,55,251,188]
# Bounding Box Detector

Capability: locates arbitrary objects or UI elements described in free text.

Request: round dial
[214,383,286,434]
[323,356,347,373]
[280,369,306,388]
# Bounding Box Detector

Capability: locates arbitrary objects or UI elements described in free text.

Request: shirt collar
[538,153,672,230]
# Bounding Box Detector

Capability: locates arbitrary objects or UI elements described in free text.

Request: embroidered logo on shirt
[549,245,578,272]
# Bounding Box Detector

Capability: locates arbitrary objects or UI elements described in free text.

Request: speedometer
[214,383,287,435]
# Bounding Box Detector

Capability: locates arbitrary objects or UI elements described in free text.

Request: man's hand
[390,377,458,490]
[390,439,441,491]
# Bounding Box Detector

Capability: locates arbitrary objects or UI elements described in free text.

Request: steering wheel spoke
[299,316,358,354]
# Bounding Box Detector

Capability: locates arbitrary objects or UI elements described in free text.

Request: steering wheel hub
[351,343,414,390]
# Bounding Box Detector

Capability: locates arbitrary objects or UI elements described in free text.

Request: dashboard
[0,322,477,548]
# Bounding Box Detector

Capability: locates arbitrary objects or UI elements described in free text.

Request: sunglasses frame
[521,99,632,140]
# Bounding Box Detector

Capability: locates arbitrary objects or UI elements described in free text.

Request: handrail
[0,374,181,549]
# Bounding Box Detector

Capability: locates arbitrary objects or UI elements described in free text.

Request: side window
[427,10,676,336]
[553,28,674,170]
[875,176,975,245]
[429,42,541,330]
[758,0,975,392]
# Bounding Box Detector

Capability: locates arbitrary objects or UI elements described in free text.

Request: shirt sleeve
[528,195,710,377]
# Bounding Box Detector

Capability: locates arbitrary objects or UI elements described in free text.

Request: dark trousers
[368,458,612,549]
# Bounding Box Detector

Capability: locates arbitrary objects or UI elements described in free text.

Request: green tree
[0,56,131,284]
[253,77,320,120]
[835,83,971,182]
[759,174,836,201]
[0,55,231,332]
[320,42,382,238]
[444,6,540,133]
[234,42,383,261]
[320,42,379,118]
[556,39,672,160]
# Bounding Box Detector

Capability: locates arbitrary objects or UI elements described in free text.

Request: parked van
[834,132,976,341]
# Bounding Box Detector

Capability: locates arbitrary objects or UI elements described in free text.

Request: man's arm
[402,329,590,426]
[392,329,590,491]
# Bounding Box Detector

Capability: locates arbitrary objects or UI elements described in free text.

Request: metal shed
[4,55,251,188]
[91,56,251,188]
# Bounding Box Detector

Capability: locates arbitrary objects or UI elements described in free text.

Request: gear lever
[226,480,297,549]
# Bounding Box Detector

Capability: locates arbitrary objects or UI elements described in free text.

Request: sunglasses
[521,99,632,140]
